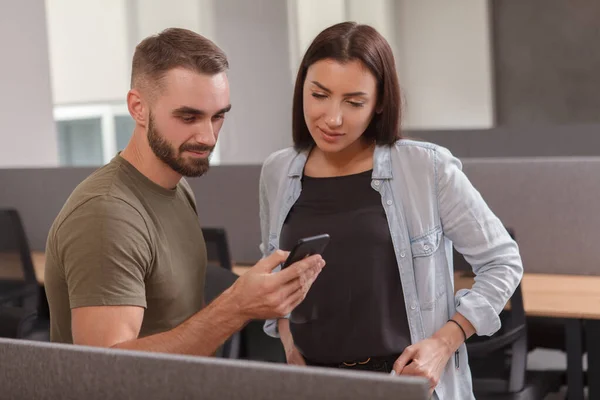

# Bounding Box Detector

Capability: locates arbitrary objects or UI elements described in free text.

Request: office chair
[202,227,241,358]
[0,306,37,338]
[454,228,563,399]
[0,209,50,340]
[202,227,233,271]
[0,209,39,311]
[201,227,286,363]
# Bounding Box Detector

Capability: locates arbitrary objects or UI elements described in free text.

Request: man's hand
[392,338,453,396]
[71,251,324,357]
[227,250,325,320]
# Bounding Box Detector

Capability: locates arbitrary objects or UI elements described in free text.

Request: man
[44,28,325,355]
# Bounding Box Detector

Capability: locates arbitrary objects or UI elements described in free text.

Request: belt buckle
[342,357,371,367]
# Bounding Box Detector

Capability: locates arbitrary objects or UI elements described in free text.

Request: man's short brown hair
[131,28,228,92]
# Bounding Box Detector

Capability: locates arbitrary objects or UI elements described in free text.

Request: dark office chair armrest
[0,283,38,307]
[0,306,38,338]
[204,265,241,359]
[467,325,527,357]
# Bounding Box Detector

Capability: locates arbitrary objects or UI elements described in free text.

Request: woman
[260,22,522,399]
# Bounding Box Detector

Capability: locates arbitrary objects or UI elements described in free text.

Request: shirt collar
[287,144,393,180]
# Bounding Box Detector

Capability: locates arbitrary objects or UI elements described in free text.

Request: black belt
[306,354,400,372]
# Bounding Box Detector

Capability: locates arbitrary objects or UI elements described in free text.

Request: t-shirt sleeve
[54,195,152,309]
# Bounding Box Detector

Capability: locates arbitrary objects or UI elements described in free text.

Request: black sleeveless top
[279,170,411,363]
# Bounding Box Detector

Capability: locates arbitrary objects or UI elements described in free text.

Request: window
[54,104,132,166]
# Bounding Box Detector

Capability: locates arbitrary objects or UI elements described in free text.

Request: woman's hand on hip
[391,337,453,396]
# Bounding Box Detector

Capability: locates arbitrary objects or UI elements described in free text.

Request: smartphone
[281,234,330,269]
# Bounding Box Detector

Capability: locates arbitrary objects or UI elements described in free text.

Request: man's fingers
[279,277,303,299]
[276,265,322,314]
[393,346,416,374]
[254,250,290,273]
[280,286,305,314]
[275,254,325,284]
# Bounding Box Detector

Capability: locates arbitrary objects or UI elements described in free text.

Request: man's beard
[147,113,214,177]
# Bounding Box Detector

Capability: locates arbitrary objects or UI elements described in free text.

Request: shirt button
[400,251,406,258]
[373,180,380,186]
[423,245,430,251]
[386,200,393,206]
[410,304,417,310]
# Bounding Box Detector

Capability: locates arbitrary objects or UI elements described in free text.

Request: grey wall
[493,0,600,126]
[0,0,58,167]
[214,0,294,164]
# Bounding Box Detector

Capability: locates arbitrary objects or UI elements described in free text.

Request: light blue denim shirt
[259,140,523,399]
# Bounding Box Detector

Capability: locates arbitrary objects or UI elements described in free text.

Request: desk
[456,272,600,400]
[0,251,46,285]
[9,253,600,400]
[455,272,600,320]
[31,252,46,285]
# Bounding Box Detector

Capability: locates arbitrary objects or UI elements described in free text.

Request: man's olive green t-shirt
[45,155,207,343]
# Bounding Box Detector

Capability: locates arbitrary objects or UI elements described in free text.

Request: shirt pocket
[410,229,446,311]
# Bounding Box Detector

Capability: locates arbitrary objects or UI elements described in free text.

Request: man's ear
[127,88,148,128]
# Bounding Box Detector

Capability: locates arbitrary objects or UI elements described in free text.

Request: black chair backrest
[201,228,240,359]
[0,306,37,339]
[0,209,38,311]
[202,228,233,271]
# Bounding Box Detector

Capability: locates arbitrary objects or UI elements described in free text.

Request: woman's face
[303,58,379,154]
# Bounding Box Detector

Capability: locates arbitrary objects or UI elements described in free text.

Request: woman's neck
[305,139,375,177]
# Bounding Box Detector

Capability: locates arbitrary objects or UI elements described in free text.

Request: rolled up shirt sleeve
[436,147,523,336]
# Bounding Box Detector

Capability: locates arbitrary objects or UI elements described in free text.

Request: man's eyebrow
[172,104,232,116]
[216,104,232,115]
[172,106,205,116]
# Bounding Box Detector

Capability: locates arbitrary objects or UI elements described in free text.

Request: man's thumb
[254,250,289,273]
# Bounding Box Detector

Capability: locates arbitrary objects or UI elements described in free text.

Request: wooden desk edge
[29,253,600,321]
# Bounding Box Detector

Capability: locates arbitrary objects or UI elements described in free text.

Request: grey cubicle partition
[0,165,265,263]
[2,156,600,275]
[0,338,428,400]
[462,157,600,275]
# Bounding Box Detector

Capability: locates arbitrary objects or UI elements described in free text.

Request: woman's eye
[348,101,365,108]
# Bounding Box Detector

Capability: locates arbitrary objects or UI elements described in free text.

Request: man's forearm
[113,288,247,356]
